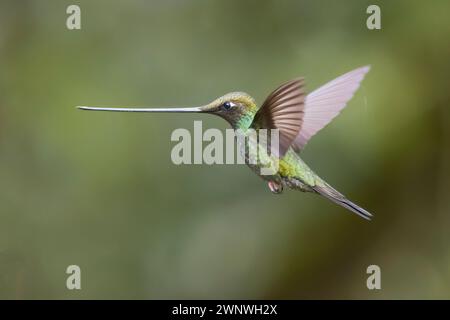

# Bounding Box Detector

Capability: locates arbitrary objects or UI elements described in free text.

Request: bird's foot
[268,181,283,194]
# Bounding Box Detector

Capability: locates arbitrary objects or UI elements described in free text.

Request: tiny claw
[268,181,283,194]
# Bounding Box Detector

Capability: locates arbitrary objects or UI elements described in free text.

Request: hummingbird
[78,66,372,220]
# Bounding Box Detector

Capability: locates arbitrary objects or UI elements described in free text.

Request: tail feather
[313,184,372,220]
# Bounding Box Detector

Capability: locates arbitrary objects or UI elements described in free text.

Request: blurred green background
[0,0,449,299]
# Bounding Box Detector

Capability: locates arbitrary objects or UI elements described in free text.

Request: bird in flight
[78,66,372,220]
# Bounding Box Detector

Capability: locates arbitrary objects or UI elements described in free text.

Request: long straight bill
[77,106,204,113]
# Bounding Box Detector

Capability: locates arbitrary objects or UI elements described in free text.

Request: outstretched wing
[292,66,370,151]
[252,78,305,157]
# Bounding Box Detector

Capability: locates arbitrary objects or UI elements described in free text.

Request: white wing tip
[359,65,371,74]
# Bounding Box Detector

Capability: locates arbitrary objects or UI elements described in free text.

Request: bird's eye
[222,101,235,110]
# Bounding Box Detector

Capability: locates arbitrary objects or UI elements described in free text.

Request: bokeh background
[0,0,449,299]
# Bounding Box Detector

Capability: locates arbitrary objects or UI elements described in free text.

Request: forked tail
[312,183,372,220]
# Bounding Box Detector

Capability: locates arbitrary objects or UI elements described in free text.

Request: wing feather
[252,78,305,157]
[292,66,370,151]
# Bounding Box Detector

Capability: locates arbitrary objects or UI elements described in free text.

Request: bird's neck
[234,112,256,130]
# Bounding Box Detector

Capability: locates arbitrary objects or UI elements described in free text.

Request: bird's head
[199,92,258,129]
[77,92,258,129]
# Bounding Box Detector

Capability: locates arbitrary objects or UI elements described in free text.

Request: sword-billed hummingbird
[78,66,372,220]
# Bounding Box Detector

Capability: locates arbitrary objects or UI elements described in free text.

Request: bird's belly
[237,132,316,187]
[237,133,281,182]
